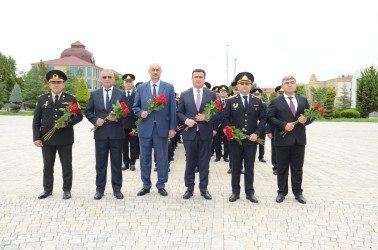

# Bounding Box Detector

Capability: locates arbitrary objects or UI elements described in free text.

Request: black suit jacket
[177,88,218,141]
[268,94,313,146]
[122,89,138,129]
[32,92,83,145]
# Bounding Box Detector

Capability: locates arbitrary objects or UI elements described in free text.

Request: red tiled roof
[32,56,95,66]
[71,41,84,46]
[261,88,275,93]
[340,75,352,80]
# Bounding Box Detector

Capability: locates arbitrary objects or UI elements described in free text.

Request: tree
[76,77,90,112]
[357,66,378,118]
[64,67,79,94]
[295,83,307,97]
[261,92,268,103]
[337,83,351,110]
[0,82,6,109]
[0,52,21,102]
[269,90,277,100]
[324,87,336,119]
[310,86,327,107]
[23,66,45,109]
[9,83,23,112]
[113,74,123,89]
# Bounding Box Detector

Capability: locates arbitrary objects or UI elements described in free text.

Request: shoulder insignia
[228,95,237,99]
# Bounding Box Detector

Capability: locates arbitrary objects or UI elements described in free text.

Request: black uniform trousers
[230,140,257,195]
[95,139,123,193]
[270,134,277,171]
[276,144,305,196]
[41,144,73,192]
[183,132,212,192]
[215,127,229,158]
[123,128,137,165]
[258,126,266,159]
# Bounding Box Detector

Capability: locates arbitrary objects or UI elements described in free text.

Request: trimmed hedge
[340,109,360,118]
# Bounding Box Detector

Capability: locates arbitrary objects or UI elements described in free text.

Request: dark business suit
[214,98,229,159]
[177,87,217,192]
[122,89,138,167]
[223,94,267,195]
[33,92,83,193]
[268,94,313,196]
[266,122,277,171]
[132,80,176,190]
[85,87,127,193]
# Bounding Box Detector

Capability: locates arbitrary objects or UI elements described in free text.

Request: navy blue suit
[85,87,126,193]
[132,80,176,190]
[177,87,217,192]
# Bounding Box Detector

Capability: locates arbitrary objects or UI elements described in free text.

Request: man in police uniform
[251,88,267,163]
[33,70,83,199]
[223,72,267,203]
[122,73,138,171]
[215,85,229,162]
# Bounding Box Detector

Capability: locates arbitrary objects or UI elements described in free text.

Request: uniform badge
[233,103,238,109]
[44,101,48,108]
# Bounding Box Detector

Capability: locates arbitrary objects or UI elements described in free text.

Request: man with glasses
[33,70,83,200]
[223,72,267,203]
[267,85,284,175]
[85,69,127,200]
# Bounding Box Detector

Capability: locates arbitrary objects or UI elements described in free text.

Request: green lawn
[0,110,34,116]
[317,118,378,122]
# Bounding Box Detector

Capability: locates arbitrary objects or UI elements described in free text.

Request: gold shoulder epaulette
[228,95,237,99]
[38,93,49,97]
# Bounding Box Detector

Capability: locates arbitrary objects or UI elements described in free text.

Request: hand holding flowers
[224,125,264,146]
[91,100,129,132]
[135,94,167,126]
[185,100,221,131]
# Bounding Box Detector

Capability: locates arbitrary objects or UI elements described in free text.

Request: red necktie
[153,84,157,97]
[288,97,296,116]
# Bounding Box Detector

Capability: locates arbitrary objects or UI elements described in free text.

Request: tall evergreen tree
[295,83,307,97]
[76,77,90,112]
[0,52,21,101]
[0,82,6,109]
[269,90,277,100]
[9,83,23,112]
[357,66,378,118]
[337,83,351,110]
[324,87,336,119]
[310,86,327,107]
[23,66,45,109]
[113,74,124,89]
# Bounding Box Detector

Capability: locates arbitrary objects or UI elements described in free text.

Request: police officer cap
[204,82,211,89]
[135,82,143,88]
[233,72,254,86]
[219,85,229,92]
[275,85,284,92]
[212,86,219,92]
[46,70,67,82]
[251,88,262,94]
[122,74,135,81]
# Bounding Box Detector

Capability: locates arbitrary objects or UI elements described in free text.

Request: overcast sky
[1,0,377,93]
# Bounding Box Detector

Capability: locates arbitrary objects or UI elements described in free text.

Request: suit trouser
[123,128,137,165]
[275,144,305,196]
[230,140,257,195]
[271,136,277,171]
[41,144,73,192]
[183,132,211,192]
[95,139,123,193]
[258,127,266,159]
[139,125,169,190]
[215,128,229,158]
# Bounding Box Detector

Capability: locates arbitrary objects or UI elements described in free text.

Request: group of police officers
[33,68,307,204]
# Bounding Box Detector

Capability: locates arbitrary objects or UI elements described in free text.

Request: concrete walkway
[0,116,377,249]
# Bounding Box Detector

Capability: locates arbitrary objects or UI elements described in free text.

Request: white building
[351,65,378,108]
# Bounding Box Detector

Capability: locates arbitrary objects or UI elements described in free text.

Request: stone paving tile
[0,116,377,249]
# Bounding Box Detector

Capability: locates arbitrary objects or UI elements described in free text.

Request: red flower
[120,102,127,109]
[225,126,234,140]
[312,103,320,110]
[129,132,134,136]
[214,99,222,112]
[69,101,73,105]
[70,103,78,115]
[319,107,324,113]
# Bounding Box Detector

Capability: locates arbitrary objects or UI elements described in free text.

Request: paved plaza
[0,116,377,249]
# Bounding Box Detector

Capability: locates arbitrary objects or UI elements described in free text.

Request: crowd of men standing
[33,63,312,205]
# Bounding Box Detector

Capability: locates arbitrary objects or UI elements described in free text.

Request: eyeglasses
[102,76,113,79]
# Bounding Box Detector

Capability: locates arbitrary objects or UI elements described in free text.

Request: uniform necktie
[288,96,296,116]
[243,96,248,108]
[153,84,157,98]
[196,90,201,131]
[105,89,110,109]
[127,91,130,97]
[54,95,59,107]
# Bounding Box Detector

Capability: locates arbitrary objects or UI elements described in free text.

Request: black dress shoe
[246,194,258,203]
[38,191,52,199]
[215,156,221,162]
[295,194,307,204]
[122,163,129,170]
[259,158,266,163]
[94,192,104,200]
[114,191,124,199]
[158,188,168,196]
[168,164,171,172]
[137,188,150,196]
[276,194,285,203]
[63,191,71,200]
[195,167,199,173]
[130,164,136,171]
[241,169,245,174]
[273,169,277,175]
[223,157,229,162]
[229,193,240,202]
[227,168,232,174]
[183,190,193,199]
[154,167,157,172]
[201,190,212,200]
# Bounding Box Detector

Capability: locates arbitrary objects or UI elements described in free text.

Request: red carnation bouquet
[224,125,264,146]
[280,103,324,137]
[185,99,222,131]
[91,100,129,132]
[43,102,79,141]
[135,94,167,126]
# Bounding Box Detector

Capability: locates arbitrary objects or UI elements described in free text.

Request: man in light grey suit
[132,63,177,197]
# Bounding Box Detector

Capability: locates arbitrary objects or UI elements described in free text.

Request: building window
[48,66,54,70]
[80,67,86,77]
[87,80,92,89]
[87,67,92,77]
[70,67,78,76]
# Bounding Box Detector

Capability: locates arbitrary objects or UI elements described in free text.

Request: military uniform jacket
[122,89,138,129]
[32,92,83,146]
[223,94,267,145]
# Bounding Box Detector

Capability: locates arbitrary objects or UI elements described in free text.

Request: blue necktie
[105,89,110,109]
